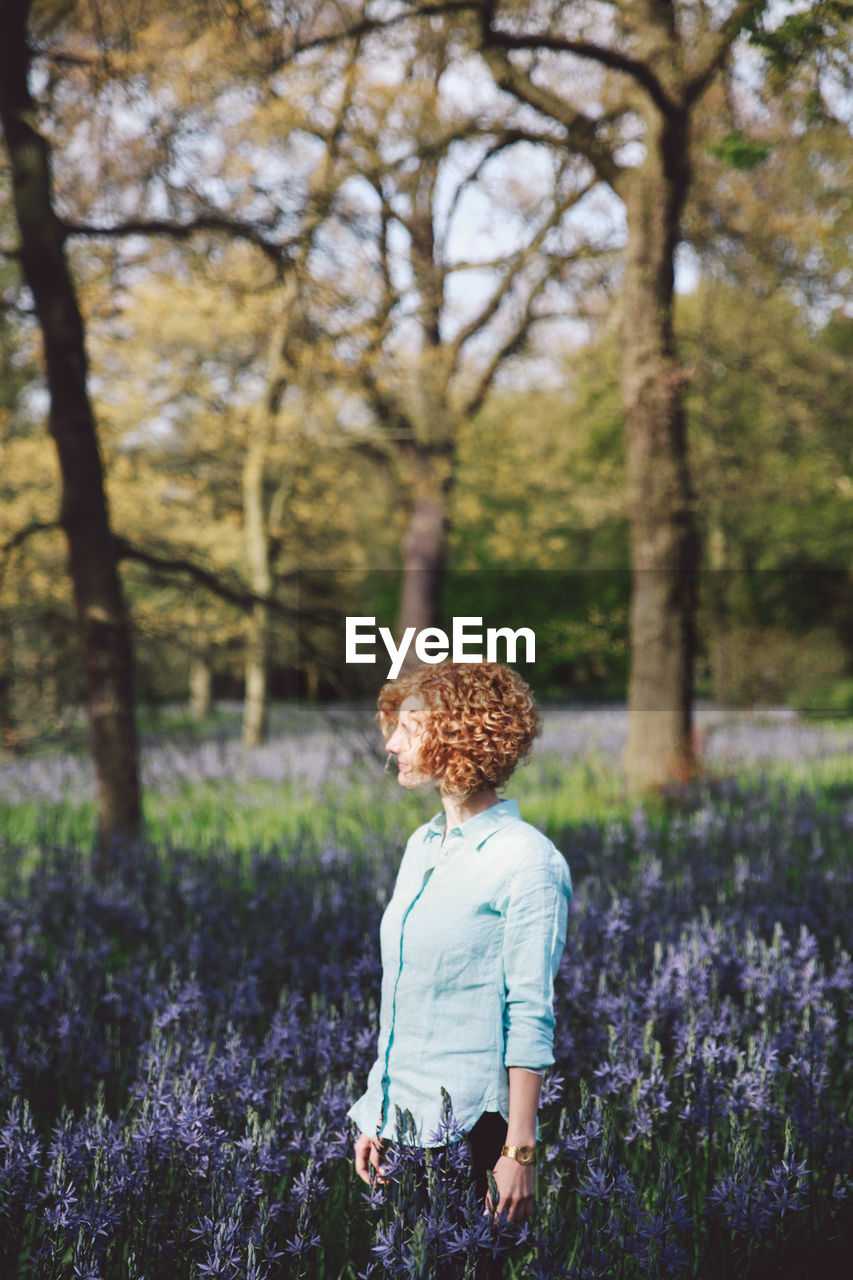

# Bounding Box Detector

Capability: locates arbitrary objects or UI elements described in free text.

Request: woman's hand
[486,1067,541,1220]
[354,1132,386,1185]
[486,1154,535,1221]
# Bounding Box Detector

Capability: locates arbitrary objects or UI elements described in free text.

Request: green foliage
[746,2,852,74]
[448,282,852,706]
[706,624,848,709]
[701,130,768,170]
[795,676,853,720]
[679,284,852,703]
[448,365,630,696]
[707,133,772,171]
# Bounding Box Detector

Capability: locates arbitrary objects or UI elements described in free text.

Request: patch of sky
[674,243,701,295]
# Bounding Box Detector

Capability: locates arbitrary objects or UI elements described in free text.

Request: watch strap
[501,1143,536,1165]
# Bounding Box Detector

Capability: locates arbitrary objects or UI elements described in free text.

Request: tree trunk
[0,0,141,863]
[243,604,269,746]
[395,446,451,668]
[188,655,213,719]
[242,431,272,746]
[622,108,700,792]
[707,521,730,703]
[0,623,19,757]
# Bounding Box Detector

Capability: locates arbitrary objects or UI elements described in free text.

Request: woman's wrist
[505,1065,542,1149]
[504,1131,537,1148]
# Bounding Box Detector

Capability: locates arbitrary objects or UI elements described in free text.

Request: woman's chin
[397,767,429,789]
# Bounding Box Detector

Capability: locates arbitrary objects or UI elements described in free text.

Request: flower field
[1,709,851,1277]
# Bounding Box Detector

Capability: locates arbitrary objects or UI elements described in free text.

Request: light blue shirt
[348,798,572,1145]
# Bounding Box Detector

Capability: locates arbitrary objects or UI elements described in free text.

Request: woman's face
[384,694,433,788]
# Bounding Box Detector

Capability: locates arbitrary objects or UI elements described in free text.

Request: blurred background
[1,0,851,847]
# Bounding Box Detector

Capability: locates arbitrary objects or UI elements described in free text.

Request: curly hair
[376,662,541,799]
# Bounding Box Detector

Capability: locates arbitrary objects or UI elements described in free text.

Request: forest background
[1,0,852,855]
[1,8,853,1274]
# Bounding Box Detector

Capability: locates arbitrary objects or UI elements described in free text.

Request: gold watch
[501,1144,536,1166]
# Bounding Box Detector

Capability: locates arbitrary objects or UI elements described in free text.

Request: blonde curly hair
[376,662,541,799]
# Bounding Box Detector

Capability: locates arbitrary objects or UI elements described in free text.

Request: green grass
[2,710,852,860]
[140,777,435,853]
[0,797,97,849]
[0,755,622,858]
[734,745,853,791]
[512,753,633,832]
[3,749,852,865]
[0,777,434,862]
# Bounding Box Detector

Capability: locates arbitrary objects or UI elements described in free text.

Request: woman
[349,661,572,1222]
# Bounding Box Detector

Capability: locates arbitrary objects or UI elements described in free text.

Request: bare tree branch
[461,255,576,420]
[112,536,308,619]
[478,5,679,119]
[60,216,292,271]
[444,252,543,274]
[350,172,408,384]
[448,173,598,372]
[0,521,333,628]
[278,0,479,65]
[478,45,622,188]
[686,0,766,101]
[442,127,564,234]
[40,48,99,68]
[0,520,61,580]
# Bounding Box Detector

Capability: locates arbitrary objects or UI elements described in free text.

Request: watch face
[502,1143,537,1165]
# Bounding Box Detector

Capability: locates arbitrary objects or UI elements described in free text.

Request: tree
[6,0,613,728]
[0,0,141,862]
[303,0,850,787]
[77,234,399,711]
[467,0,848,788]
[310,16,618,646]
[685,5,853,317]
[6,0,379,745]
[236,45,365,743]
[464,0,751,789]
[0,429,78,753]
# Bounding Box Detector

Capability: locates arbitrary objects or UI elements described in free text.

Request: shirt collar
[425,797,521,848]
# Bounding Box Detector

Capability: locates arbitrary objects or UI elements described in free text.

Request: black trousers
[466,1110,509,1201]
[467,1112,510,1279]
[382,1113,510,1279]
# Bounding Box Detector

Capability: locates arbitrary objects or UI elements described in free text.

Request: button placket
[377,863,435,1134]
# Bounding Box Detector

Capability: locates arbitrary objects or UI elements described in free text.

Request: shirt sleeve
[500,844,571,1071]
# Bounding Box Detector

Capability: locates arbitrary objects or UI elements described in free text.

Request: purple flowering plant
[0,742,852,1276]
